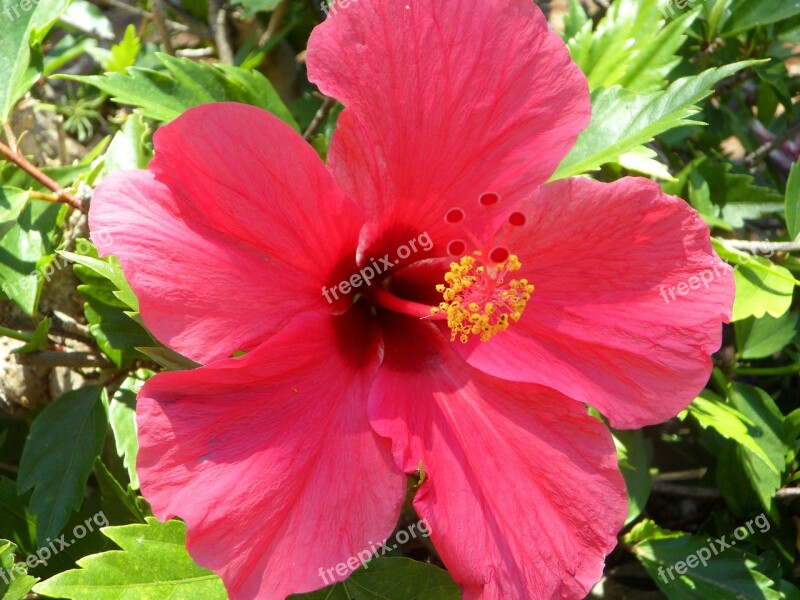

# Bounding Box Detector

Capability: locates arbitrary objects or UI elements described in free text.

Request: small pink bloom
[91,0,734,598]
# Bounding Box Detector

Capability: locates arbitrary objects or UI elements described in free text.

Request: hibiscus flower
[89,0,734,597]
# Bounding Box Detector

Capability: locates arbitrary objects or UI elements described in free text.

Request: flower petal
[136,310,405,599]
[460,177,733,429]
[91,103,362,364]
[307,0,590,252]
[370,315,626,599]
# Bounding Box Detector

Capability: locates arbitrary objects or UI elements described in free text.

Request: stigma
[431,252,534,343]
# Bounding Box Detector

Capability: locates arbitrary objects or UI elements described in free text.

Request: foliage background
[0,0,799,598]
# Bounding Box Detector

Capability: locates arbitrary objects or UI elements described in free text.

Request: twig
[652,481,721,500]
[208,0,234,64]
[89,0,192,33]
[258,0,287,47]
[303,97,336,141]
[719,240,800,254]
[55,115,68,165]
[653,469,707,482]
[152,0,175,55]
[0,140,86,212]
[653,481,800,501]
[3,122,17,154]
[745,120,800,167]
[176,47,215,58]
[15,351,111,369]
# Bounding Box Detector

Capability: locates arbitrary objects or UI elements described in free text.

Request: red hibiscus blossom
[89,0,734,598]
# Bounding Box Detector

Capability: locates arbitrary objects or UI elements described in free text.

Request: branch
[15,351,111,369]
[152,0,175,55]
[303,97,336,141]
[719,240,800,254]
[208,0,234,65]
[653,481,800,501]
[0,140,86,212]
[745,119,800,167]
[89,0,193,33]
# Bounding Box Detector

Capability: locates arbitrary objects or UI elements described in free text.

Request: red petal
[461,177,733,428]
[307,0,590,254]
[91,104,362,363]
[370,315,626,599]
[137,311,404,599]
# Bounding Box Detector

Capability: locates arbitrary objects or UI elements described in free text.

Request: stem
[732,363,800,376]
[0,325,33,343]
[152,0,175,55]
[720,240,800,253]
[303,97,336,141]
[208,0,234,65]
[745,119,800,167]
[258,0,287,47]
[0,140,86,212]
[15,351,111,369]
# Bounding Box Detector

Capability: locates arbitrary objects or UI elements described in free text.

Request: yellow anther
[435,253,534,344]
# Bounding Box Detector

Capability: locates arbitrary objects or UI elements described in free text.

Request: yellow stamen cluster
[430,254,534,343]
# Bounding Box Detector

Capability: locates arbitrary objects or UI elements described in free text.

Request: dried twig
[303,97,336,141]
[152,0,175,55]
[208,0,234,64]
[15,351,111,369]
[719,240,800,254]
[258,0,288,47]
[745,119,800,167]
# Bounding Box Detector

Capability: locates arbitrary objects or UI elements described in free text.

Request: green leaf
[64,53,299,130]
[0,188,28,239]
[232,0,280,17]
[733,263,796,322]
[628,519,784,600]
[736,314,799,359]
[0,200,63,315]
[109,371,151,489]
[102,113,151,175]
[0,0,71,121]
[60,245,139,312]
[18,387,109,543]
[717,384,787,515]
[552,61,755,179]
[670,157,785,227]
[73,279,150,369]
[0,539,38,600]
[688,391,779,475]
[0,5,38,122]
[59,0,114,40]
[566,0,697,93]
[93,460,145,526]
[292,557,460,600]
[0,477,36,555]
[713,240,798,321]
[724,0,800,35]
[33,518,228,600]
[10,317,51,354]
[613,429,651,525]
[134,345,199,371]
[104,24,140,74]
[785,161,800,242]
